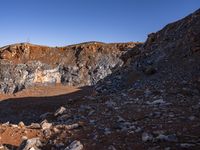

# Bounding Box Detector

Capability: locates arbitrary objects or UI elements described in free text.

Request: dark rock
[144,66,157,75]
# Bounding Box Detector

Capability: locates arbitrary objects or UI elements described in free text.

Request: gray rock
[65,123,79,130]
[17,138,43,150]
[180,143,195,148]
[57,114,71,121]
[144,66,157,75]
[39,112,53,120]
[18,121,25,128]
[64,140,83,150]
[54,106,66,117]
[156,134,177,142]
[108,145,117,150]
[188,116,195,121]
[142,132,153,142]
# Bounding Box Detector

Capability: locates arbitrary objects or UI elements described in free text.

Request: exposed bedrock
[0,42,142,93]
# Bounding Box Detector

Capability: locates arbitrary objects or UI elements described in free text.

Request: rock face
[0,42,141,93]
[95,8,200,94]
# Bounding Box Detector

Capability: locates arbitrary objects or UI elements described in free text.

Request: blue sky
[0,0,199,46]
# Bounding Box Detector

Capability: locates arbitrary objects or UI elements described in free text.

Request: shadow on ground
[0,86,93,124]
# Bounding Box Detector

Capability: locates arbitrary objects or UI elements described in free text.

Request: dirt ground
[0,84,82,101]
[0,84,95,149]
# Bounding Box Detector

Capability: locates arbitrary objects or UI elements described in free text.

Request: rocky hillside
[0,42,141,93]
[96,8,200,94]
[0,8,200,150]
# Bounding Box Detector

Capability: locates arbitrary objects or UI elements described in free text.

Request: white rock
[41,121,52,130]
[151,99,165,105]
[65,123,79,130]
[0,145,9,150]
[64,140,83,150]
[29,123,41,129]
[18,121,25,128]
[18,138,42,150]
[54,106,66,116]
[11,124,18,128]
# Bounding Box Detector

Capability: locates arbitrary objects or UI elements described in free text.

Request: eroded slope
[0,42,141,93]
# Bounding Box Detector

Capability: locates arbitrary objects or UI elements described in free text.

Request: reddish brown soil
[0,42,140,66]
[0,125,42,146]
[0,84,82,101]
[0,85,94,148]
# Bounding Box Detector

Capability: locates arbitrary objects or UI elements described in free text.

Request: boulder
[17,138,43,150]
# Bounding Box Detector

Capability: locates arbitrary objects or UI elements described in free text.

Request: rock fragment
[54,106,66,117]
[17,138,43,150]
[156,134,177,142]
[40,121,52,130]
[28,123,41,129]
[64,140,83,150]
[142,132,153,142]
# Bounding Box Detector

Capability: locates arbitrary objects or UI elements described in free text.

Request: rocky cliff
[96,8,200,94]
[0,42,141,93]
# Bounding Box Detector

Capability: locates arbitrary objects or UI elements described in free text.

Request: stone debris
[180,143,196,148]
[64,140,83,150]
[54,106,66,117]
[39,112,53,120]
[156,134,177,142]
[0,145,9,150]
[40,121,52,130]
[17,138,43,150]
[142,132,153,142]
[64,123,79,130]
[146,99,166,105]
[28,123,41,129]
[18,121,25,128]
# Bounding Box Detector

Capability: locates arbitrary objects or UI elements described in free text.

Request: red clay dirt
[0,84,82,101]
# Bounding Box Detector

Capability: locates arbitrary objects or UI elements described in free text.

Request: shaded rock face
[95,9,200,94]
[0,42,141,93]
[135,8,200,86]
[141,9,200,62]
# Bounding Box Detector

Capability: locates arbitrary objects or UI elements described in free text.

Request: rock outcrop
[95,8,200,94]
[0,42,141,93]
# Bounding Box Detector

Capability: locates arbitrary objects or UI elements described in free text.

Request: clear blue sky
[0,0,199,47]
